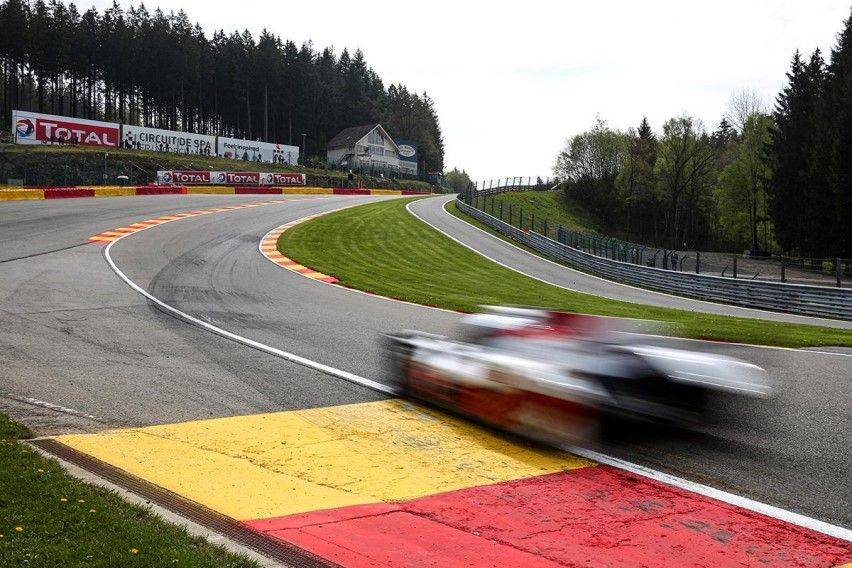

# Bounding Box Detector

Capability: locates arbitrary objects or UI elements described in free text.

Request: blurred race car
[384,307,772,444]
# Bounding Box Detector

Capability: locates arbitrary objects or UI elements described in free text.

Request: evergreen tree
[825,9,852,257]
[0,0,445,171]
[767,51,822,256]
[616,117,659,242]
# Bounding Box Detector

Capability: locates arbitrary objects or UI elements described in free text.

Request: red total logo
[224,172,260,185]
[36,118,118,147]
[264,172,305,185]
[169,171,212,184]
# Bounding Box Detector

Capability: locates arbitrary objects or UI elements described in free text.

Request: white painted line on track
[433,196,851,328]
[102,198,851,542]
[103,199,395,397]
[3,393,100,421]
[564,445,852,542]
[408,198,852,357]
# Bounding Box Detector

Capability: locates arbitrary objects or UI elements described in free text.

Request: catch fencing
[464,180,851,287]
[456,195,851,320]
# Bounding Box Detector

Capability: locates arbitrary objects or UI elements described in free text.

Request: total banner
[157,170,306,186]
[217,136,299,165]
[12,110,119,147]
[122,125,215,156]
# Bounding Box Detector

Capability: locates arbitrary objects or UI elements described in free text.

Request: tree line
[0,0,445,172]
[554,9,850,259]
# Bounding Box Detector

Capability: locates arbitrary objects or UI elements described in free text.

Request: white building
[327,124,414,175]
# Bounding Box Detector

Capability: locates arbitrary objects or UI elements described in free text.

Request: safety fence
[461,183,851,288]
[456,197,851,320]
[470,177,555,193]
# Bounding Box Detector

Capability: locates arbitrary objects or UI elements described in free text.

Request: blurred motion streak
[385,307,773,447]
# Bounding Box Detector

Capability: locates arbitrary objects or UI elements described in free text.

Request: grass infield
[0,415,257,567]
[278,198,851,348]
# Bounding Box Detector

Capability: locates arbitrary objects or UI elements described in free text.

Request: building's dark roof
[327,124,379,150]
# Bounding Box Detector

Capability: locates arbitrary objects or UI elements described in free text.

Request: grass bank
[277,198,851,348]
[478,189,600,237]
[0,414,256,567]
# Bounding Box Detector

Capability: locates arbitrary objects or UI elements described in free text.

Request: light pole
[301,133,307,165]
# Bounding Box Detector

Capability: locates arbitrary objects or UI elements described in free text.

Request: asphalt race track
[1,193,850,532]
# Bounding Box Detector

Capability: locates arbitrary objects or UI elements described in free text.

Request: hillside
[488,190,601,234]
[0,144,433,191]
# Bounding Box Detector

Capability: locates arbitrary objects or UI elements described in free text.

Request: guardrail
[456,198,852,320]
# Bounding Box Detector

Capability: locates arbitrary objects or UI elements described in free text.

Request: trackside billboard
[217,137,299,165]
[12,110,119,147]
[157,170,306,186]
[122,125,215,156]
[12,109,297,166]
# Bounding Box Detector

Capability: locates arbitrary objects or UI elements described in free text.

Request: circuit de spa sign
[157,170,306,186]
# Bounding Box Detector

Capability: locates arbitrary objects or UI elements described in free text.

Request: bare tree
[725,89,766,134]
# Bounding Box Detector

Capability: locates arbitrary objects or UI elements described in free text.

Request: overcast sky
[95,0,850,179]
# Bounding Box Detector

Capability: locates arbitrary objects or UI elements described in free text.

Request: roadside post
[733,255,737,278]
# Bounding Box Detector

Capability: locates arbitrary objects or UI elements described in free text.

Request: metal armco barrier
[456,198,852,320]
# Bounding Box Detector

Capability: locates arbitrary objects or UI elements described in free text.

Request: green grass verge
[0,414,257,567]
[278,197,851,348]
[475,189,600,238]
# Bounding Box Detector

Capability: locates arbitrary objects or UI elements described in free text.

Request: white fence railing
[457,198,851,320]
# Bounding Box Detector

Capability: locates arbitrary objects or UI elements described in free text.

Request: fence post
[543,218,548,238]
[696,251,700,274]
[780,255,786,283]
[531,211,535,232]
[508,203,513,225]
[500,201,504,221]
[520,208,524,229]
[837,257,842,288]
[733,255,737,279]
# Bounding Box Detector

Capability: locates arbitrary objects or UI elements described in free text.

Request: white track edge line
[410,197,852,357]
[104,200,395,397]
[104,198,851,541]
[3,393,100,422]
[565,445,851,541]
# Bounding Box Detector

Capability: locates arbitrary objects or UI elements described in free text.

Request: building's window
[367,129,383,145]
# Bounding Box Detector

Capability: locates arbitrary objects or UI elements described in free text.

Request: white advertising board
[156,170,306,186]
[217,136,299,165]
[12,110,119,147]
[122,124,215,156]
